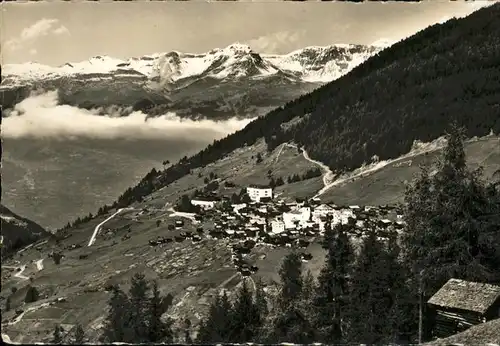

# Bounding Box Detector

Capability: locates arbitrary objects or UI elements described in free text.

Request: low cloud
[6,18,70,53]
[2,91,254,141]
[246,30,306,54]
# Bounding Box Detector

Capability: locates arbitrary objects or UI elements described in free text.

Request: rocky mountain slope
[0,205,50,258]
[1,44,382,120]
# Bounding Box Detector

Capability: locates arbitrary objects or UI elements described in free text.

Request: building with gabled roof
[427,278,500,339]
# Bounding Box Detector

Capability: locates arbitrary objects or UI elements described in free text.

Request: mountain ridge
[2,43,383,85]
[1,43,383,120]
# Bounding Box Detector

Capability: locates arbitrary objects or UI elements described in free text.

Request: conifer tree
[5,296,11,312]
[254,277,268,319]
[74,324,85,344]
[347,230,393,344]
[196,290,233,343]
[128,273,150,342]
[52,325,63,344]
[267,252,316,344]
[100,286,132,343]
[230,279,262,343]
[312,219,354,344]
[268,305,315,344]
[183,318,192,344]
[25,285,40,303]
[384,232,417,343]
[148,280,173,343]
[301,269,316,312]
[277,251,303,310]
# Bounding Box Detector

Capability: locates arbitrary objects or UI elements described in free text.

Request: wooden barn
[427,278,500,339]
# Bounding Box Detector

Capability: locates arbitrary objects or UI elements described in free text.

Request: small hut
[427,278,500,339]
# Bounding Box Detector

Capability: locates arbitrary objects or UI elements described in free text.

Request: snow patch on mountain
[2,43,387,87]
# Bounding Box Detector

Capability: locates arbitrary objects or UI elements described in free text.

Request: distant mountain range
[1,43,385,119]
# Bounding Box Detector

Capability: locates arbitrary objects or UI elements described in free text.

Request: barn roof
[428,278,500,314]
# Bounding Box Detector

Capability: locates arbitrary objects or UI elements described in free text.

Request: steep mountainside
[103,3,500,210]
[0,205,50,258]
[1,44,381,120]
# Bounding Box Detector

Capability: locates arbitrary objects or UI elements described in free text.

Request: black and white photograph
[1,0,500,344]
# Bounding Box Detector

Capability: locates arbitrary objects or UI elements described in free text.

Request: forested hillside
[0,205,50,258]
[61,3,500,223]
[266,3,500,172]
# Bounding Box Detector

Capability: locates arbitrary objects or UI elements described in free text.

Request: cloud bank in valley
[2,91,254,141]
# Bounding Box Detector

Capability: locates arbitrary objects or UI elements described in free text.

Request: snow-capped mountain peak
[2,42,387,87]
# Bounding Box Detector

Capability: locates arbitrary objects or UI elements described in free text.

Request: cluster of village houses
[188,184,405,240]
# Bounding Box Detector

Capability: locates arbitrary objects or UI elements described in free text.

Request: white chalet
[283,207,311,229]
[271,220,286,234]
[247,185,273,202]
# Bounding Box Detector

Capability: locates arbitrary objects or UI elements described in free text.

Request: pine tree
[312,219,354,344]
[183,318,192,344]
[74,324,85,344]
[277,251,303,310]
[5,296,11,312]
[128,273,150,342]
[100,286,132,343]
[52,325,63,344]
[267,252,316,344]
[230,279,261,343]
[268,305,315,344]
[384,232,417,343]
[148,280,173,343]
[347,230,393,344]
[196,290,233,343]
[254,278,268,319]
[301,269,315,304]
[25,285,40,303]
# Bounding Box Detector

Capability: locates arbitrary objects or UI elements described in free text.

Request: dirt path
[283,143,335,197]
[88,208,133,247]
[4,302,51,327]
[13,265,29,281]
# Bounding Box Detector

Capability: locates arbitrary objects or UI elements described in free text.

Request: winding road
[88,208,133,247]
[282,143,335,198]
[13,265,29,281]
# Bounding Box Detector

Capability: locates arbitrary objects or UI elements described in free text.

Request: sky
[1,0,496,66]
